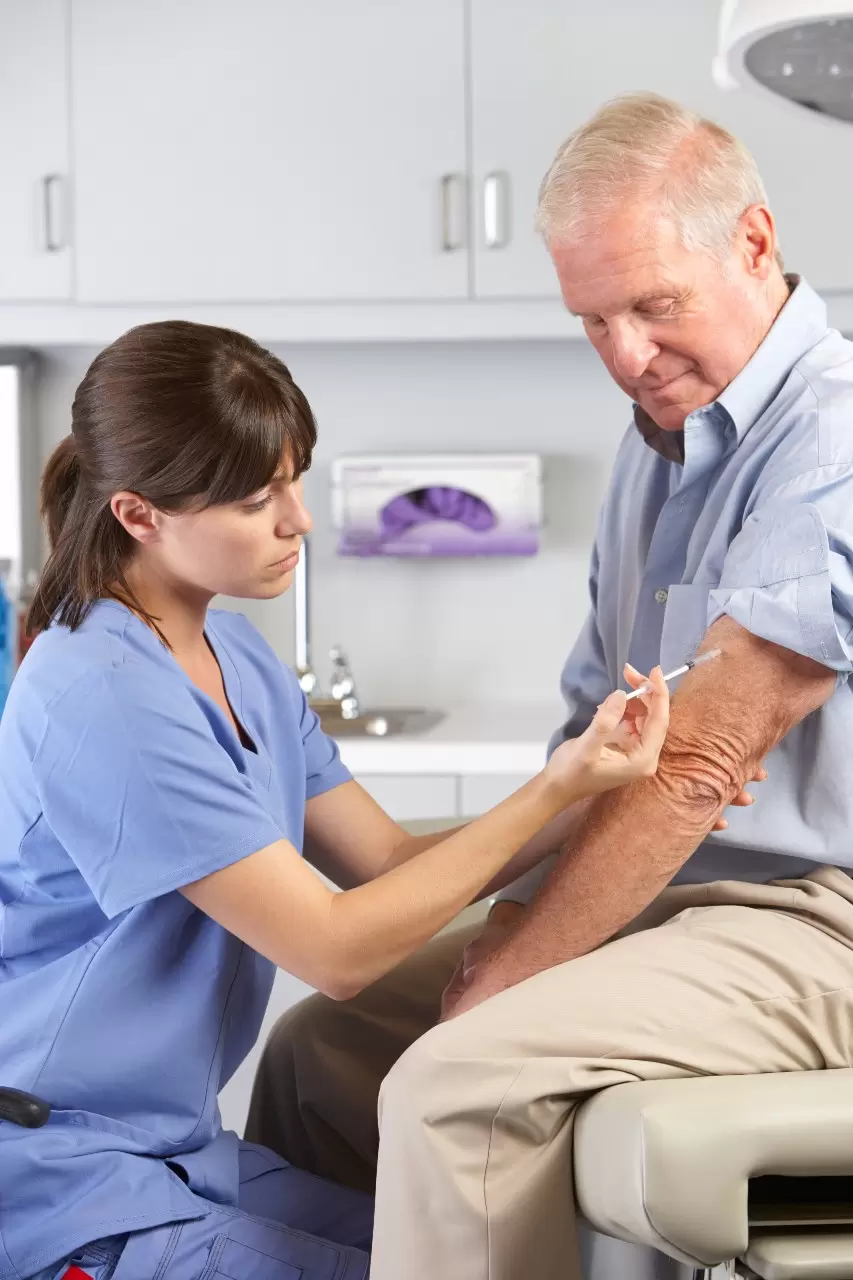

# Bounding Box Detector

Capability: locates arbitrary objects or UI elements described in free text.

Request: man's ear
[739,203,778,281]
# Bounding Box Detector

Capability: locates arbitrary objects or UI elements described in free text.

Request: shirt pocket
[659,584,712,677]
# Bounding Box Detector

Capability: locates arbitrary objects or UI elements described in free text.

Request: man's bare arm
[455,615,836,1010]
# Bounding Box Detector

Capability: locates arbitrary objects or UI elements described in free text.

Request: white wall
[35,339,630,709]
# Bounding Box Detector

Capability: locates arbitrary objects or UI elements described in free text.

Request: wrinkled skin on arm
[447,616,837,1017]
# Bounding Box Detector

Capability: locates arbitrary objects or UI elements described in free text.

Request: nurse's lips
[271,550,300,572]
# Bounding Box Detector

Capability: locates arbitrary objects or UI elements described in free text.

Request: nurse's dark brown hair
[27,320,316,638]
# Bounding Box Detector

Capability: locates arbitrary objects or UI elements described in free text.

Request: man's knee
[378,1013,498,1132]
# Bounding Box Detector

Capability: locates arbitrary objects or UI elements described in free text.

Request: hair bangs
[199,355,317,509]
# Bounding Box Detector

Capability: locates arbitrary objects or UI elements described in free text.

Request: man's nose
[607,317,658,382]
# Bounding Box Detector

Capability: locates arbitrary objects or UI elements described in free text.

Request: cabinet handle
[42,174,66,253]
[440,173,465,252]
[483,171,511,250]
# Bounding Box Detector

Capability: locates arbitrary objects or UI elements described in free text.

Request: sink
[312,702,445,738]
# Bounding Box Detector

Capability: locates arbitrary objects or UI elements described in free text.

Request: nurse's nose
[278,484,313,538]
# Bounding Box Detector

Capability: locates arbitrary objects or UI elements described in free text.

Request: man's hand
[441,901,524,1020]
[713,762,767,829]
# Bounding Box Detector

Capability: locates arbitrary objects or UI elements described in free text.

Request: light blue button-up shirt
[508,278,853,899]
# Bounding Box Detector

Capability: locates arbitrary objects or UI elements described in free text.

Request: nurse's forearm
[183,769,581,1002]
[325,773,577,996]
[381,799,591,901]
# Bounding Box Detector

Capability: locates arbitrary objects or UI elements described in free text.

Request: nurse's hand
[543,665,669,801]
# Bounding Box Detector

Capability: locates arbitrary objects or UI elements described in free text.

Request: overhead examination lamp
[714,1,853,122]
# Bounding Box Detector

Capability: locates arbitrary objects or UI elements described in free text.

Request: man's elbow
[654,729,750,832]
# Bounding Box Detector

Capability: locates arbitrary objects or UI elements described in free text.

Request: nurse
[0,320,669,1280]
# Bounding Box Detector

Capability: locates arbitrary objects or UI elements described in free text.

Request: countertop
[333,701,562,775]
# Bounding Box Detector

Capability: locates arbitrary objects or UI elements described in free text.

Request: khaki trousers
[247,868,853,1280]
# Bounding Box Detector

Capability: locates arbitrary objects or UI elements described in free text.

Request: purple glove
[380,486,495,537]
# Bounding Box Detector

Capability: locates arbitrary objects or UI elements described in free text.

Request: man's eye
[584,315,606,329]
[641,305,677,319]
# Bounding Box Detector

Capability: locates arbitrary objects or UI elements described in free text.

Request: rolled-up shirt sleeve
[708,468,853,673]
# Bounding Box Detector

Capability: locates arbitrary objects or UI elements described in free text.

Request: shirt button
[654,588,669,604]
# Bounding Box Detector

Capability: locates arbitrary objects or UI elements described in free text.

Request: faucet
[329,646,361,720]
[293,537,361,718]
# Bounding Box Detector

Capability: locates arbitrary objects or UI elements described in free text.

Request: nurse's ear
[110,491,164,545]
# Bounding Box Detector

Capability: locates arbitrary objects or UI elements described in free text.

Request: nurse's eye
[243,493,274,513]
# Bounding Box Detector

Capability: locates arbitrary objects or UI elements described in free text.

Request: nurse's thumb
[591,690,627,737]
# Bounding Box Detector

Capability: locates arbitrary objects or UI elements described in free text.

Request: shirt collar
[633,405,687,463]
[634,275,828,463]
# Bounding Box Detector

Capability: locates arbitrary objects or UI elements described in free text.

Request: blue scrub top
[0,601,351,1280]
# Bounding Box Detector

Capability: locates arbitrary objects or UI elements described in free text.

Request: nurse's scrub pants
[37,1143,371,1280]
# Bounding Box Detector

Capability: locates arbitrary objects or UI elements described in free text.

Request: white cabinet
[469,0,853,298]
[70,0,468,304]
[354,774,458,822]
[354,772,535,821]
[0,0,71,301]
[460,772,531,815]
[469,0,582,300]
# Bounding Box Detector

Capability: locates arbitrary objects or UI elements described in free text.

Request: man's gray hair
[536,92,783,267]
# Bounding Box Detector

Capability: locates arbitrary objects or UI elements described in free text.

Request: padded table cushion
[574,1071,853,1267]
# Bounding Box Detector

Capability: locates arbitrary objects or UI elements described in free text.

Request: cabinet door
[460,773,533,816]
[354,774,458,822]
[0,0,71,300]
[470,0,853,297]
[71,0,468,303]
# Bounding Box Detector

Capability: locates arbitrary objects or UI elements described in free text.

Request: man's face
[551,207,773,431]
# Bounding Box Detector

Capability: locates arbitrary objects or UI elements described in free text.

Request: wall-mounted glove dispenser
[331,454,542,557]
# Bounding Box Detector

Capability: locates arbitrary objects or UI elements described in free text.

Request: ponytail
[40,434,81,550]
[26,434,132,636]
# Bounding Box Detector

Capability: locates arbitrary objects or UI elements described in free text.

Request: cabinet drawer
[354,774,458,821]
[460,772,533,815]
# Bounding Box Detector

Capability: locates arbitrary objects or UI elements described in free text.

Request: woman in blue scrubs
[0,321,670,1280]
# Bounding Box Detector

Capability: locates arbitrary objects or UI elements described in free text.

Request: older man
[248,94,853,1279]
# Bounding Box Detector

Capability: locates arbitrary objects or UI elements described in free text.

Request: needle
[625,647,722,701]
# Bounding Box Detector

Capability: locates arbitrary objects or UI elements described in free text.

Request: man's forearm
[468,617,836,997]
[473,774,705,990]
[477,798,593,900]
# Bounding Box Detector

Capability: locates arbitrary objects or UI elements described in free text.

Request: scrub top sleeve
[295,684,352,800]
[33,667,285,918]
[709,469,853,675]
